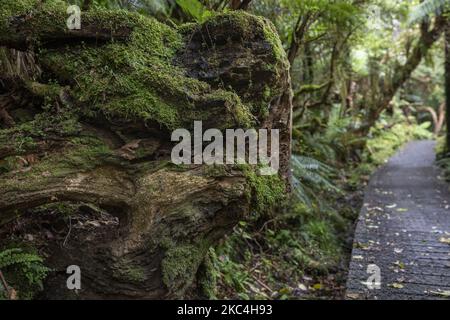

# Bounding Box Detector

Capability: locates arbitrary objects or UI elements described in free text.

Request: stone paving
[346,140,450,300]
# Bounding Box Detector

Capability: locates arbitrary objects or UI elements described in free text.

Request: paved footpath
[346,140,450,299]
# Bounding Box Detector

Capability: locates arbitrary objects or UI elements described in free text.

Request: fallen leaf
[312,283,323,290]
[278,287,291,295]
[389,283,404,289]
[346,293,360,299]
[439,237,450,244]
[429,290,450,297]
[298,284,307,291]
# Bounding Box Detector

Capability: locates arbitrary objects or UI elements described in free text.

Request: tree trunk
[0,2,292,299]
[356,14,446,137]
[445,19,450,151]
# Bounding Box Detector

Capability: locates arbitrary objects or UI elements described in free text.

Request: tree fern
[408,0,448,25]
[0,248,44,268]
[291,155,340,208]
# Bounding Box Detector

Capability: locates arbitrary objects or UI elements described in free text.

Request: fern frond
[408,0,448,25]
[291,155,341,208]
[0,248,50,298]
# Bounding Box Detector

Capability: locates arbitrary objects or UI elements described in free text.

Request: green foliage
[2,1,262,131]
[197,248,219,299]
[435,137,450,180]
[408,0,448,24]
[175,0,213,22]
[161,241,207,297]
[211,198,354,299]
[366,116,433,166]
[2,0,446,301]
[339,110,435,190]
[436,157,450,180]
[0,248,50,300]
[242,166,286,216]
[291,155,340,209]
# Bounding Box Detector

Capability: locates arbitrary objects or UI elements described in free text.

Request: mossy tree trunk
[0,1,291,299]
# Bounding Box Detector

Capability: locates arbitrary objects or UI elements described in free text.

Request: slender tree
[445,18,450,151]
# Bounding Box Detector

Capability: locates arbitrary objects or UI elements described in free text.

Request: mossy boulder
[0,1,291,299]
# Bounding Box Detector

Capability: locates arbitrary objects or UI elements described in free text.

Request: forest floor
[346,140,450,299]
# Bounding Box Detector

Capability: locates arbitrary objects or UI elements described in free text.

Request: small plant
[0,248,50,300]
[175,0,213,22]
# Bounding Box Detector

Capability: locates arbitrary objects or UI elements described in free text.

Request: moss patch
[113,258,147,283]
[160,240,208,297]
[242,166,286,216]
[5,2,254,130]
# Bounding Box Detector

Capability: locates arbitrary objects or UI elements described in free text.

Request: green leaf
[175,0,212,23]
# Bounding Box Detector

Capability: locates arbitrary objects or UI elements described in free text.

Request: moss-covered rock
[242,165,287,216]
[161,241,207,297]
[0,1,291,300]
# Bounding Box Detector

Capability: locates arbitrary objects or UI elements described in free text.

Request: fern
[0,248,50,299]
[291,155,340,209]
[408,0,448,25]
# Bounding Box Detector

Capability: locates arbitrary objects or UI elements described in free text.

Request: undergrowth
[434,136,450,180]
[0,248,50,300]
[207,110,433,300]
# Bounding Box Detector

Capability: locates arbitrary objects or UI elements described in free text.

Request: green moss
[197,247,218,299]
[0,0,41,32]
[1,3,288,132]
[25,81,63,98]
[160,240,208,296]
[204,11,287,66]
[241,166,286,215]
[0,1,67,41]
[0,106,81,156]
[0,1,141,44]
[27,6,253,130]
[113,258,147,283]
[261,18,287,63]
[177,22,197,35]
[202,164,229,177]
[0,136,112,187]
[200,11,287,121]
[41,136,111,174]
[0,157,20,174]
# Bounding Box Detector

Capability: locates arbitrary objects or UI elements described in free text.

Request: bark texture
[0,1,292,299]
